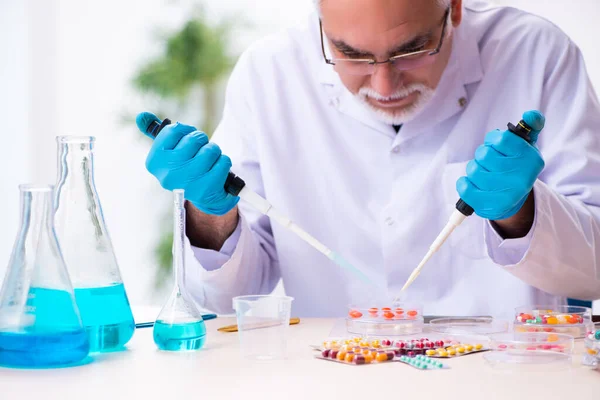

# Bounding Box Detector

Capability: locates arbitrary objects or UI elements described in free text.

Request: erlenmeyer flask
[0,184,90,368]
[153,189,206,351]
[53,136,135,352]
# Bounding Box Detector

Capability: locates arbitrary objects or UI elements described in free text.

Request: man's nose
[370,62,403,98]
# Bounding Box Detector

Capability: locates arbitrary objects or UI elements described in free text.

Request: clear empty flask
[153,189,207,351]
[53,136,135,352]
[0,185,90,368]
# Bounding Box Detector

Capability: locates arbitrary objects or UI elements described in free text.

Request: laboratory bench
[1,315,599,400]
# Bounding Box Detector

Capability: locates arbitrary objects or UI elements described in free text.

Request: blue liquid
[0,288,89,368]
[0,329,89,368]
[153,320,206,351]
[74,284,135,352]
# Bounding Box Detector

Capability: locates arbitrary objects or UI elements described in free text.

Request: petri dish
[483,332,574,371]
[582,323,600,369]
[346,303,424,337]
[428,317,508,335]
[513,305,594,338]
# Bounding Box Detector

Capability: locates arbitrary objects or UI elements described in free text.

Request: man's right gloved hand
[144,121,240,216]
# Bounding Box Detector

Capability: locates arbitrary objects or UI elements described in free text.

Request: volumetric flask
[53,136,135,352]
[153,189,206,351]
[0,185,90,368]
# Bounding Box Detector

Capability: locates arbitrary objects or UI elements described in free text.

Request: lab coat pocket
[441,161,488,260]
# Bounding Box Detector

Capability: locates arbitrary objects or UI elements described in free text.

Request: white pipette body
[399,209,467,293]
[237,187,374,285]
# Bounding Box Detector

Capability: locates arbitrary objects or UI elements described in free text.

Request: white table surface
[1,314,599,400]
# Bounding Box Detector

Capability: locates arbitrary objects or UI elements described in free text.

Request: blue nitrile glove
[142,121,239,216]
[456,110,546,220]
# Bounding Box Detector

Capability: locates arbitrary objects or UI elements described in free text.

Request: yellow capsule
[465,344,473,352]
[438,350,448,357]
[359,341,369,347]
[426,349,437,356]
[353,337,361,343]
[371,339,380,347]
[457,346,465,353]
[447,349,456,356]
[475,344,483,350]
[344,339,352,345]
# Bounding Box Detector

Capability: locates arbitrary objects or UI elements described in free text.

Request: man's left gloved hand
[456,110,546,220]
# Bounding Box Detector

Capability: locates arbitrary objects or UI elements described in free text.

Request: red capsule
[322,349,331,358]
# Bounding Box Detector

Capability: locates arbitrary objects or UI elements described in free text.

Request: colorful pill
[345,353,355,363]
[395,308,404,315]
[475,344,483,350]
[364,353,374,363]
[330,350,339,359]
[426,349,437,356]
[381,307,391,312]
[447,349,456,356]
[337,351,347,361]
[437,350,448,357]
[465,344,473,352]
[353,354,365,364]
[407,310,418,317]
[375,353,388,362]
[349,310,363,319]
[382,339,392,347]
[456,346,465,353]
[368,308,378,316]
[546,316,558,325]
[322,349,330,358]
[595,330,600,341]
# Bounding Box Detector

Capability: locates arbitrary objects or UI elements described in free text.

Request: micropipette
[136,112,375,286]
[399,114,544,293]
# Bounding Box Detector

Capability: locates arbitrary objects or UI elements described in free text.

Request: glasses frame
[319,7,450,71]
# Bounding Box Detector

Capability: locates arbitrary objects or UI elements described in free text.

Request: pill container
[483,332,574,370]
[428,317,508,335]
[582,323,600,369]
[513,305,593,338]
[346,303,424,336]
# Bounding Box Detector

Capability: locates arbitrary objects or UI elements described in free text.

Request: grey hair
[313,0,451,12]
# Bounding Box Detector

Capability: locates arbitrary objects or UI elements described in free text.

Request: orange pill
[376,352,388,362]
[364,354,374,363]
[337,351,347,361]
[345,353,355,363]
[349,310,363,319]
[383,311,395,319]
[407,310,418,317]
[395,308,404,315]
[546,316,558,325]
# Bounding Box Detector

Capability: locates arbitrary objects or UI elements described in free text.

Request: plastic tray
[428,317,508,335]
[483,332,574,371]
[346,303,424,337]
[513,305,594,338]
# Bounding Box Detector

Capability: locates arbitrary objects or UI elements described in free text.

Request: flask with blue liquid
[153,189,206,351]
[53,136,135,352]
[0,184,90,368]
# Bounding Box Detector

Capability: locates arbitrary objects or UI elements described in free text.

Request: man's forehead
[320,0,442,54]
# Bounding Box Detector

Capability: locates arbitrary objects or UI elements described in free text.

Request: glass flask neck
[19,185,56,234]
[55,136,97,196]
[172,190,185,292]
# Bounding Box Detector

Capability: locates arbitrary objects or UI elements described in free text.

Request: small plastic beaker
[232,295,294,360]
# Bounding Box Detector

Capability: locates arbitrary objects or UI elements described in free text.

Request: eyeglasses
[320,7,450,76]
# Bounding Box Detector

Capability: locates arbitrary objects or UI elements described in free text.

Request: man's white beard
[355,83,434,125]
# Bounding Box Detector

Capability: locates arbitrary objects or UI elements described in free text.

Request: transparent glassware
[53,136,135,352]
[0,184,90,368]
[153,189,207,351]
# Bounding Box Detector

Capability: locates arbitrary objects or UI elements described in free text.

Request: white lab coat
[182,0,600,318]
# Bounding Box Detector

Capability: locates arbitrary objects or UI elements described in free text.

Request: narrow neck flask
[153,189,206,351]
[0,185,89,368]
[54,136,135,352]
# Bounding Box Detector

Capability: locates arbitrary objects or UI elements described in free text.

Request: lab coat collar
[318,11,483,139]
